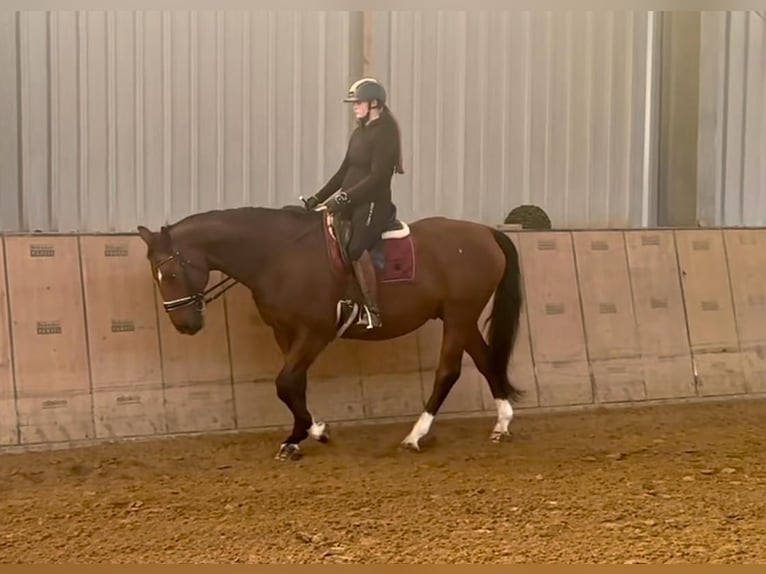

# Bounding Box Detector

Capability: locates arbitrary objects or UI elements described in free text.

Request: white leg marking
[309,420,326,441]
[401,412,434,451]
[491,399,514,441]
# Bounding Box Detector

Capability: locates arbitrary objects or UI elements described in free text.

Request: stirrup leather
[336,299,359,337]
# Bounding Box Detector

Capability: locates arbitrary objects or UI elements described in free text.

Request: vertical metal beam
[696,12,728,227]
[363,10,373,77]
[641,11,662,228]
[0,12,21,230]
[347,11,364,139]
[348,11,364,82]
[656,11,701,227]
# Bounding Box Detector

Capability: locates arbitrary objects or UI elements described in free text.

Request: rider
[303,77,404,330]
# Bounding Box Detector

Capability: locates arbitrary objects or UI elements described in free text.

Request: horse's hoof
[490,430,512,443]
[400,439,421,453]
[275,443,303,461]
[309,421,330,444]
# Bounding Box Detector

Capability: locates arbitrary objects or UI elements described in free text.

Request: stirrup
[357,304,382,330]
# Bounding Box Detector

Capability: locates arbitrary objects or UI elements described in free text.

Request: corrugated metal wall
[697,11,766,227]
[0,11,355,232]
[370,11,659,228]
[2,10,660,232]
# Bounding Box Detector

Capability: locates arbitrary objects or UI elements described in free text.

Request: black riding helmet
[343,77,387,108]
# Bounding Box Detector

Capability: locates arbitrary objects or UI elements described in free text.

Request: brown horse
[137,204,523,461]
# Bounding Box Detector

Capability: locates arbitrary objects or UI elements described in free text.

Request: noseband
[156,251,238,313]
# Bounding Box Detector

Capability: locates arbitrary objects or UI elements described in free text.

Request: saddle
[327,212,410,271]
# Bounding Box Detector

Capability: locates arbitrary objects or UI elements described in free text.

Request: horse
[136,203,524,461]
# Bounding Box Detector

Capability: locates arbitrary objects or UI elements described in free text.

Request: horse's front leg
[273,327,331,461]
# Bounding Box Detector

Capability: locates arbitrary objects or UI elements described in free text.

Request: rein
[157,208,327,314]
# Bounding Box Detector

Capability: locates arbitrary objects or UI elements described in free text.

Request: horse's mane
[277,204,325,222]
[163,204,323,234]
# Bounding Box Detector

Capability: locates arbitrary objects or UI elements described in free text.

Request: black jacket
[316,109,402,209]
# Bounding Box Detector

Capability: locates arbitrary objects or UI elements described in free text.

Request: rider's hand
[324,191,350,214]
[303,195,321,210]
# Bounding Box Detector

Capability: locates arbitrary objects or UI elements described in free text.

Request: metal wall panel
[0,10,706,232]
[698,11,766,227]
[368,11,659,228]
[3,11,354,232]
[6,10,766,232]
[0,13,20,231]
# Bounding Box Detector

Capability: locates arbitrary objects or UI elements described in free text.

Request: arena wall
[0,227,764,452]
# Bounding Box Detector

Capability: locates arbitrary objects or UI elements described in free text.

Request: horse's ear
[157,225,174,250]
[137,225,154,246]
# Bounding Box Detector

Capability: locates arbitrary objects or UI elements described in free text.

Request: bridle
[153,205,326,314]
[155,250,238,313]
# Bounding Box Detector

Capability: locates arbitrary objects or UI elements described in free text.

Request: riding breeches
[346,201,393,262]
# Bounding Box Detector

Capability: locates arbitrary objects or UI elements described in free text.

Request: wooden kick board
[624,231,692,357]
[723,229,766,347]
[723,229,766,393]
[224,282,283,383]
[624,230,695,400]
[366,371,425,419]
[354,332,421,377]
[4,236,94,444]
[675,230,746,397]
[79,235,166,438]
[573,232,640,360]
[675,230,739,352]
[224,283,289,429]
[356,332,425,418]
[519,232,591,407]
[0,239,18,445]
[154,270,235,434]
[573,231,645,403]
[305,373,366,423]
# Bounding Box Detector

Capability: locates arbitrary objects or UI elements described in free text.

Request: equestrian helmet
[343,77,387,106]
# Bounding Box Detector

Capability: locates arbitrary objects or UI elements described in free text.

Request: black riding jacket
[315,110,402,210]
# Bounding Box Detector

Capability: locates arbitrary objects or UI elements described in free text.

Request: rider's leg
[348,203,383,329]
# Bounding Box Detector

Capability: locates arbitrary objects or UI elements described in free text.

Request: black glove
[302,195,321,210]
[324,191,351,214]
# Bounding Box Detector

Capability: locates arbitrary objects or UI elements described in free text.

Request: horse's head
[137,224,210,335]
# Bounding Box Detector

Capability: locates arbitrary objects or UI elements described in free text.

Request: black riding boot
[351,251,382,329]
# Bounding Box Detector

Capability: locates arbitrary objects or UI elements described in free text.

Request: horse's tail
[486,228,524,402]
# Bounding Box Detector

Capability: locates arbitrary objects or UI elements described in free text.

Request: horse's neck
[172,212,261,279]
[172,209,316,284]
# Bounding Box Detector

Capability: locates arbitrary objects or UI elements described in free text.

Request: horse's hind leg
[401,320,465,451]
[463,326,514,442]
